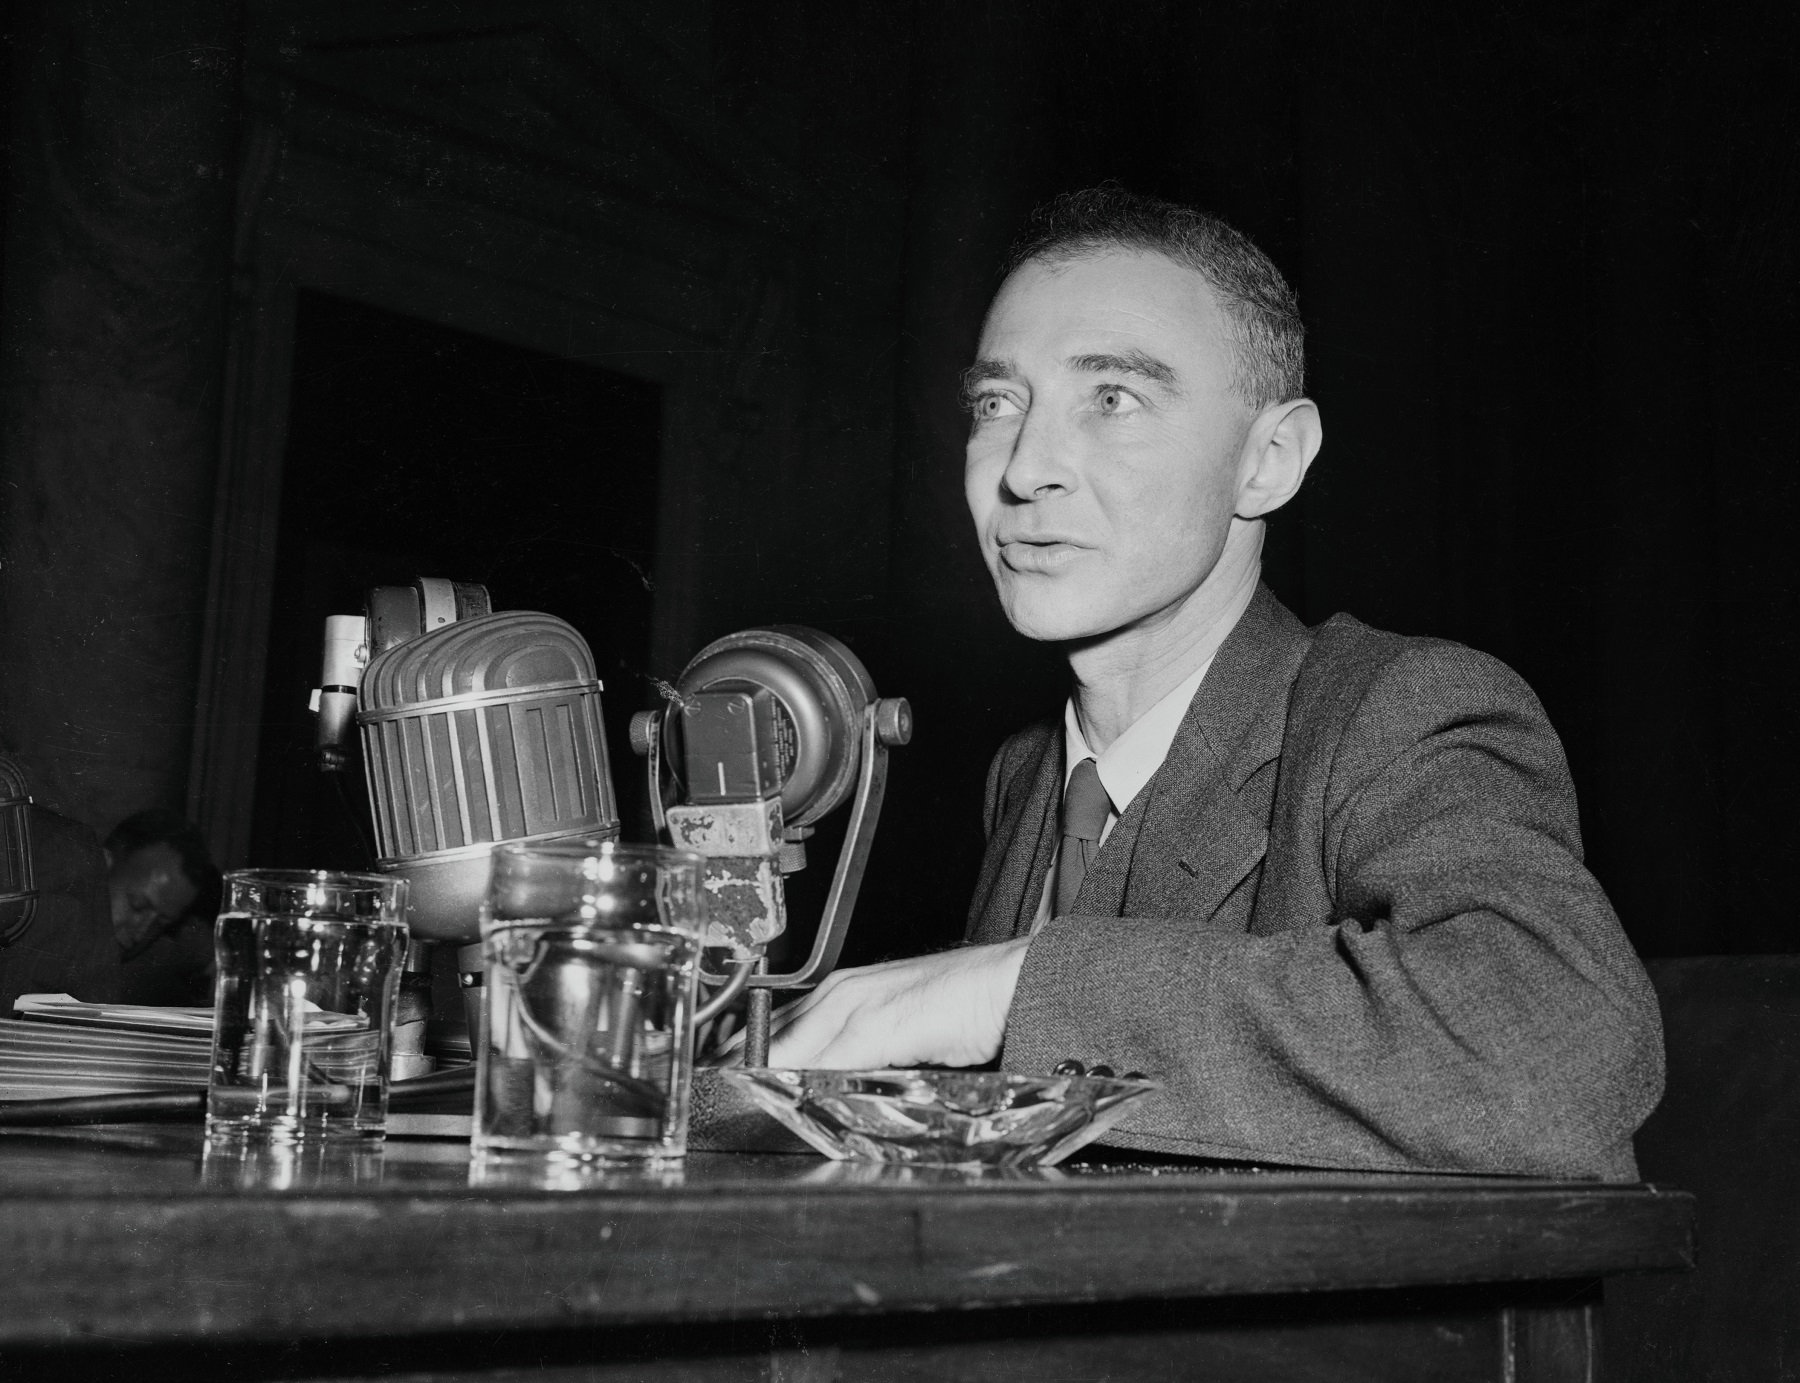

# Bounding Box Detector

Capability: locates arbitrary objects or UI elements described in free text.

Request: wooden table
[0,1127,1692,1382]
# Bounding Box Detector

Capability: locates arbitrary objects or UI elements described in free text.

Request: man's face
[963,250,1255,644]
[109,842,198,958]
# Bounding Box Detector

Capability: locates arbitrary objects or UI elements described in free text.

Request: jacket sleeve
[1001,642,1665,1180]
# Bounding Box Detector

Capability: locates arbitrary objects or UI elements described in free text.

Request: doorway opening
[249,291,663,870]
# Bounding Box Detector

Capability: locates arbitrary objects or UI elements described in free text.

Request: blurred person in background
[104,810,220,1006]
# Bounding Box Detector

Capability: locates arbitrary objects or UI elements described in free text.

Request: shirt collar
[1062,654,1215,818]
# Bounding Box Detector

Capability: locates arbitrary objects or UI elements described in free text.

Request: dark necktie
[1054,757,1113,916]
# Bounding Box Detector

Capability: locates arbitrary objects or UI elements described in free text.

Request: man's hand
[762,939,1031,1069]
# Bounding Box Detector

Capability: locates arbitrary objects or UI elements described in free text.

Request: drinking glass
[205,869,409,1144]
[474,840,704,1163]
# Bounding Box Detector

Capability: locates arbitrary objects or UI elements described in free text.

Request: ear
[1234,398,1322,520]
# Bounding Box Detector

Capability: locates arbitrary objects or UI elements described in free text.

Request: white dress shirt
[1028,655,1216,934]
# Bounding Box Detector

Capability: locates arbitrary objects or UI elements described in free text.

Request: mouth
[997,538,1089,574]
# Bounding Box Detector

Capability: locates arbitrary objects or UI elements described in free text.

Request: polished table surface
[0,1126,1695,1380]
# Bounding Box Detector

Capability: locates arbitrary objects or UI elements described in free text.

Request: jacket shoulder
[983,719,1058,838]
[1292,614,1573,816]
[1300,614,1549,733]
[994,719,1058,767]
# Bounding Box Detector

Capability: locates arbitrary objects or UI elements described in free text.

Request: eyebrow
[958,349,1182,405]
[1067,350,1180,390]
[960,357,1015,403]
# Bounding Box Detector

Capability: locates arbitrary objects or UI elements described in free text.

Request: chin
[996,583,1121,645]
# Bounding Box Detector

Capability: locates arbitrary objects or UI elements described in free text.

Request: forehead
[980,250,1231,370]
[116,841,188,887]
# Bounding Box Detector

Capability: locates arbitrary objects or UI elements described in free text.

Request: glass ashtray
[718,1068,1160,1169]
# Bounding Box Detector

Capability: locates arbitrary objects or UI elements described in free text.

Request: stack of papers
[11,993,219,1036]
[1,996,213,1100]
[11,992,366,1035]
[3,994,355,1103]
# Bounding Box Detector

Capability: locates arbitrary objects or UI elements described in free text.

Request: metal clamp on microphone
[629,627,911,1066]
[0,757,40,948]
[0,753,117,957]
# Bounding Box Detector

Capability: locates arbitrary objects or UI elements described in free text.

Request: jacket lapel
[1115,585,1312,922]
[966,726,1063,944]
[969,585,1313,936]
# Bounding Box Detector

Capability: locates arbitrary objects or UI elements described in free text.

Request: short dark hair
[105,809,222,923]
[1003,185,1305,410]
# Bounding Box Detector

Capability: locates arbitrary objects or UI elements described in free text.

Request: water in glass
[207,910,406,1142]
[477,916,698,1160]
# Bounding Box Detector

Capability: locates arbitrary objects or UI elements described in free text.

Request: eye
[969,391,1022,422]
[1094,386,1141,416]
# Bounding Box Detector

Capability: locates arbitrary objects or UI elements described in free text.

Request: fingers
[773,967,922,1070]
[701,952,1011,1072]
[702,981,838,1067]
[771,978,832,1030]
[791,1016,890,1071]
[776,971,900,1069]
[769,989,858,1069]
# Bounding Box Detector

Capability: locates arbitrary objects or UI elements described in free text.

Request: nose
[117,904,161,950]
[998,405,1076,503]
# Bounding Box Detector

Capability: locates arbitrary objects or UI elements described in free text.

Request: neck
[1068,520,1262,754]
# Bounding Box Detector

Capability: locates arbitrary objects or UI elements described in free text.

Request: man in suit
[768,187,1663,1179]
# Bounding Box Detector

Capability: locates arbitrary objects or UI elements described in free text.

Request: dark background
[252,291,663,869]
[3,0,1797,966]
[885,0,1800,965]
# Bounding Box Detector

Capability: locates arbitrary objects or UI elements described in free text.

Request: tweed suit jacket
[966,585,1664,1180]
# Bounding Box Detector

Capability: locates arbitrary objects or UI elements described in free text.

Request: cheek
[963,446,1003,531]
[1097,457,1235,570]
